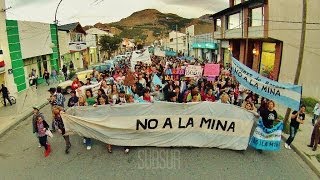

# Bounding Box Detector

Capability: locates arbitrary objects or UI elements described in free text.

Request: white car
[58,70,93,93]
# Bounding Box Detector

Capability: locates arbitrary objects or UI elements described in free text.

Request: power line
[250,18,320,25]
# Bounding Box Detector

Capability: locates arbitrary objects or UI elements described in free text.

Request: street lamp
[54,0,63,70]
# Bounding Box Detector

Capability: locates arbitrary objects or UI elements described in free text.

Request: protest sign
[62,102,256,150]
[185,65,203,77]
[231,57,302,110]
[203,64,220,77]
[249,119,283,151]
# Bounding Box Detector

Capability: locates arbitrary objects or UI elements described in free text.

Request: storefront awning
[192,42,218,50]
[165,50,177,57]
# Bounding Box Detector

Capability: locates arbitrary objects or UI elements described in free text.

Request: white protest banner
[231,57,302,110]
[185,65,203,77]
[131,49,152,70]
[154,47,165,57]
[76,82,101,97]
[62,102,256,150]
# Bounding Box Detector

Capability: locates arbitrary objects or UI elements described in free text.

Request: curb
[281,135,320,178]
[0,101,48,138]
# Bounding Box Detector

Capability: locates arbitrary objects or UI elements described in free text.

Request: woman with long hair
[109,84,119,104]
[85,89,96,106]
[52,106,71,154]
[94,94,113,153]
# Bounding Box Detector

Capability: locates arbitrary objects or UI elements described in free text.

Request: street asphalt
[0,104,318,180]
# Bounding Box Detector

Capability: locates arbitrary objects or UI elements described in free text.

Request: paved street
[0,104,317,180]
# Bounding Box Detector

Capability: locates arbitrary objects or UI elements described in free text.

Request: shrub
[301,97,318,114]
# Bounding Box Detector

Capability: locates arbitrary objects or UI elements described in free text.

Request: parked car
[58,69,93,93]
[93,60,115,73]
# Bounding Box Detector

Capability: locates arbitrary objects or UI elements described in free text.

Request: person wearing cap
[47,87,57,106]
[32,106,46,148]
[47,87,57,131]
[67,90,78,107]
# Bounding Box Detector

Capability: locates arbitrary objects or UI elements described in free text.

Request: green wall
[6,20,26,92]
[50,24,59,71]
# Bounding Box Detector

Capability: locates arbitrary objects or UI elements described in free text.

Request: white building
[86,28,113,62]
[163,31,187,55]
[0,0,59,95]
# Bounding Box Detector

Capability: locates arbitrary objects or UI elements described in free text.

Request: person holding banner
[53,106,71,154]
[109,84,120,104]
[202,88,215,102]
[284,105,306,150]
[259,101,279,129]
[94,94,113,153]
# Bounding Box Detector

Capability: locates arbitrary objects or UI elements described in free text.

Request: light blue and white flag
[152,74,164,88]
[249,118,283,151]
[231,57,302,110]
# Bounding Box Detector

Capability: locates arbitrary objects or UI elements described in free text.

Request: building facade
[162,31,187,55]
[58,22,88,70]
[211,0,320,97]
[0,0,59,94]
[86,27,114,62]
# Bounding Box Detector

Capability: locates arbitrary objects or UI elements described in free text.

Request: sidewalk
[0,82,58,137]
[282,113,320,177]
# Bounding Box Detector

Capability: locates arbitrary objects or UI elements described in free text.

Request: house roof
[58,22,86,34]
[210,0,266,19]
[86,28,114,37]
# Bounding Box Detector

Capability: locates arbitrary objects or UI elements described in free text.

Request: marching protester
[48,87,57,132]
[67,90,79,107]
[312,101,320,126]
[56,87,66,108]
[43,69,50,86]
[259,101,279,129]
[52,106,71,154]
[82,89,96,150]
[308,117,320,151]
[49,52,304,155]
[32,106,46,148]
[34,115,51,157]
[94,94,113,153]
[284,105,306,150]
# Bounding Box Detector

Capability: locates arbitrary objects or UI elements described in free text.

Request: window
[233,0,242,6]
[214,19,221,32]
[250,7,264,26]
[260,43,276,79]
[76,33,83,42]
[227,13,242,29]
[170,38,173,42]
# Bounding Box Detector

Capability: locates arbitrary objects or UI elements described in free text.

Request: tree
[99,35,122,59]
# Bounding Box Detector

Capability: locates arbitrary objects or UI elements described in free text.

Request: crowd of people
[31,54,314,157]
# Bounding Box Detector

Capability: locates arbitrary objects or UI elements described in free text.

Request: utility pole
[54,0,63,71]
[175,24,178,56]
[187,32,190,57]
[284,0,307,130]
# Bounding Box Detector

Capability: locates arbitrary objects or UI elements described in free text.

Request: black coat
[34,120,49,133]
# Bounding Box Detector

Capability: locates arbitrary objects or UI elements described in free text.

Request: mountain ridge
[84,9,213,44]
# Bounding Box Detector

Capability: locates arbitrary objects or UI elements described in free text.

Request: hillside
[86,9,212,44]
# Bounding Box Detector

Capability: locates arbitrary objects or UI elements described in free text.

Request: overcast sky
[4,0,228,25]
